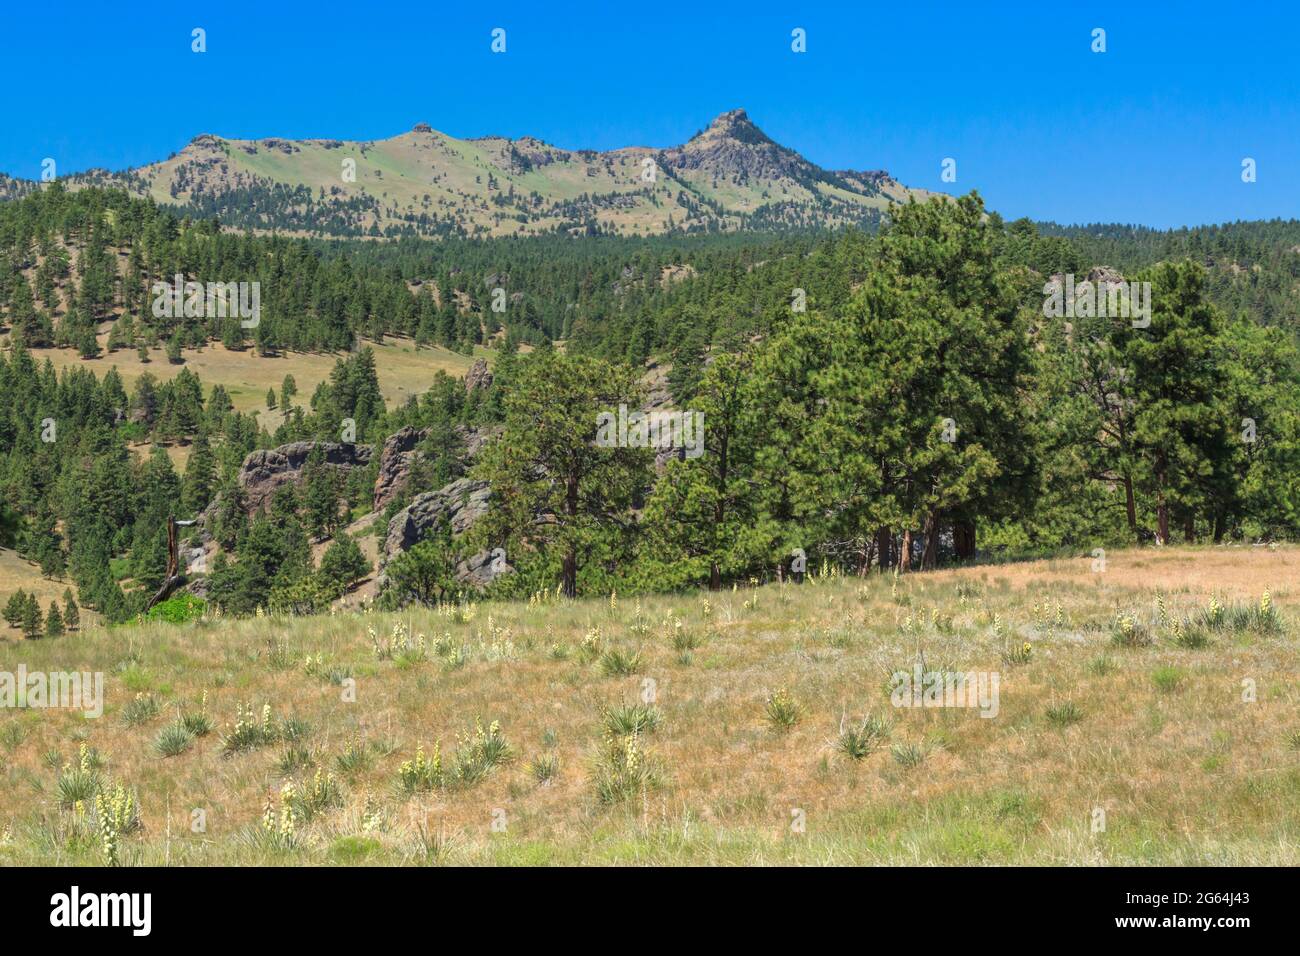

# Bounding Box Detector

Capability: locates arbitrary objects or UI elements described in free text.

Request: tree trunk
[563,475,579,597]
[1183,513,1195,543]
[953,518,976,560]
[1213,512,1225,543]
[876,527,892,572]
[921,511,940,571]
[1123,475,1137,534]
[897,529,912,574]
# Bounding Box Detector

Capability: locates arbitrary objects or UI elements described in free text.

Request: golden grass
[31,337,485,417]
[0,549,96,629]
[1,545,1297,866]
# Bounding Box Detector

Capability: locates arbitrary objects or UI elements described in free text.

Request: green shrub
[145,594,206,624]
[1152,666,1186,693]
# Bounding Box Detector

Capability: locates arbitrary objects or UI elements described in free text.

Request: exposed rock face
[373,426,428,510]
[383,477,491,559]
[379,477,510,588]
[238,441,372,514]
[465,358,493,393]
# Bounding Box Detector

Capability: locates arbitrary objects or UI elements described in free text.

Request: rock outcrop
[237,441,372,513]
[383,477,491,558]
[465,358,493,393]
[379,476,511,588]
[372,426,428,510]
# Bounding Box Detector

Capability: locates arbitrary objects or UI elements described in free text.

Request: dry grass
[33,336,485,417]
[1,545,1297,866]
[0,549,100,630]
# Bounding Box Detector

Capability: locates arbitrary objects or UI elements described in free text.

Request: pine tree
[63,588,80,631]
[45,601,64,637]
[183,430,217,515]
[474,350,650,597]
[20,594,43,639]
[3,590,27,629]
[317,531,371,591]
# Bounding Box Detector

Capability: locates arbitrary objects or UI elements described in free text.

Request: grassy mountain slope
[45,110,932,238]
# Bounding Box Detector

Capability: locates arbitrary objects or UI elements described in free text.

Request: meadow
[0,545,1296,866]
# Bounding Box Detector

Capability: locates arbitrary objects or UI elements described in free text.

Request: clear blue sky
[2,0,1297,228]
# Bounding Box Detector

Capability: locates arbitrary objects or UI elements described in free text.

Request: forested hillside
[3,184,1300,628]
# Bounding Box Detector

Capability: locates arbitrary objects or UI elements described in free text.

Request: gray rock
[465,358,493,393]
[373,426,428,510]
[382,477,492,560]
[238,441,372,513]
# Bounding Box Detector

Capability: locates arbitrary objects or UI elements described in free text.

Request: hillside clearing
[32,337,485,417]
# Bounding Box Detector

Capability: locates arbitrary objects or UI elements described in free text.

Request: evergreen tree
[474,350,650,597]
[183,430,217,515]
[20,594,43,639]
[317,531,371,591]
[63,588,80,631]
[45,600,64,637]
[3,590,27,629]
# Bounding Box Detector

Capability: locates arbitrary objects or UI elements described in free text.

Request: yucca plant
[1001,641,1033,666]
[836,714,891,760]
[1045,701,1083,727]
[1169,618,1210,649]
[1111,613,1152,648]
[597,646,642,677]
[153,722,195,758]
[57,765,101,809]
[453,718,513,785]
[602,702,661,737]
[764,688,801,733]
[397,743,444,795]
[277,745,314,776]
[289,768,343,822]
[528,752,559,786]
[592,730,659,804]
[122,693,160,726]
[891,742,927,769]
[221,702,280,755]
[336,734,374,775]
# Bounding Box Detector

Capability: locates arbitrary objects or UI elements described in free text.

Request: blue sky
[1,1,1297,228]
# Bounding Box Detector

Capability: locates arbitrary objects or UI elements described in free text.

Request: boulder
[238,441,372,514]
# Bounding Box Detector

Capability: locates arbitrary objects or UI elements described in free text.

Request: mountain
[20,109,931,239]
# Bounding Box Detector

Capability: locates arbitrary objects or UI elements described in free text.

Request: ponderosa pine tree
[183,430,217,516]
[317,531,370,591]
[45,601,64,637]
[63,588,80,631]
[3,590,27,628]
[20,594,43,639]
[474,350,650,597]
